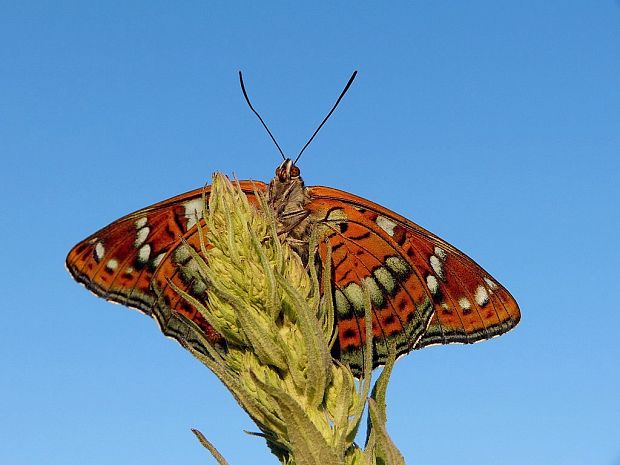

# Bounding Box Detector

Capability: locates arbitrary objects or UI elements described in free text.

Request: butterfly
[66,72,520,375]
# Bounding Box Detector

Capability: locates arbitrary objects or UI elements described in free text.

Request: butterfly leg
[277,209,311,236]
[263,209,313,262]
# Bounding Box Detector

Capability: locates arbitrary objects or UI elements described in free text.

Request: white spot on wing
[458,297,472,310]
[373,267,396,294]
[106,258,118,271]
[474,285,489,306]
[376,215,397,236]
[362,276,384,307]
[95,242,105,262]
[459,297,471,310]
[134,226,150,248]
[152,252,165,269]
[135,217,148,229]
[484,277,498,291]
[138,244,151,263]
[334,289,351,317]
[430,255,444,279]
[386,256,410,277]
[326,208,347,222]
[184,198,205,229]
[426,275,439,295]
[343,282,364,312]
[434,246,447,261]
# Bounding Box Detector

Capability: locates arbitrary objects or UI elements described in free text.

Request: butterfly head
[269,159,309,227]
[275,159,301,182]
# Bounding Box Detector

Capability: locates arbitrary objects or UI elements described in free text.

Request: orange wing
[66,181,268,350]
[306,186,521,373]
[67,180,519,374]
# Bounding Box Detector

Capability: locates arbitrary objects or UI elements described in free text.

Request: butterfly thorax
[268,159,313,261]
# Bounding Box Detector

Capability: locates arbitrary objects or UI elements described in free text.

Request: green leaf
[367,399,405,465]
[192,429,230,465]
[253,373,344,465]
[276,273,332,409]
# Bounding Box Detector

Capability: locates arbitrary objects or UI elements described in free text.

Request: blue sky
[1,1,619,464]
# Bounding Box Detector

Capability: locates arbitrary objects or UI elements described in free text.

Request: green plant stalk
[172,173,406,465]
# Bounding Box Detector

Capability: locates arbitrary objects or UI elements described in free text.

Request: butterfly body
[67,159,520,373]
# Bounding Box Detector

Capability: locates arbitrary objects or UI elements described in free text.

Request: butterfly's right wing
[306,185,520,374]
[66,181,267,349]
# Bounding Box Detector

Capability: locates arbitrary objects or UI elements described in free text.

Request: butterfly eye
[290,165,300,177]
[275,167,287,182]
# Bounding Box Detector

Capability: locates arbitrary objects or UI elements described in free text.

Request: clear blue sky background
[1,2,619,464]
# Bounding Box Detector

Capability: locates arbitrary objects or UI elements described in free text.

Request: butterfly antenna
[294,70,358,164]
[239,71,286,160]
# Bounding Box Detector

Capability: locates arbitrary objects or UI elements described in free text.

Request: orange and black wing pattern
[66,181,268,350]
[306,186,520,373]
[67,179,519,374]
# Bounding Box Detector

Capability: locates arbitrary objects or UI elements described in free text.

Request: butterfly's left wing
[66,181,268,350]
[306,186,521,373]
